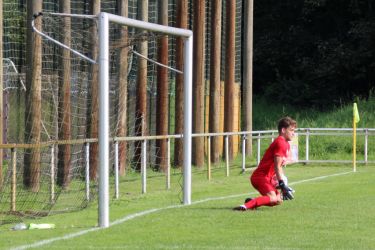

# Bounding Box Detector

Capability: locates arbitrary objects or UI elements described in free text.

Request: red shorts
[250,175,279,196]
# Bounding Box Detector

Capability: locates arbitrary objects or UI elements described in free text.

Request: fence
[1,127,374,225]
[113,127,375,196]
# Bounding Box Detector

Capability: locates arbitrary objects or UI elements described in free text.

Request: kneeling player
[234,117,296,211]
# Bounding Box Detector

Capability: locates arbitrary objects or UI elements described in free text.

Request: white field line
[11,171,352,250]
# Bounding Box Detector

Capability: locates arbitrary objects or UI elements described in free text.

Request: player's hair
[277,116,297,133]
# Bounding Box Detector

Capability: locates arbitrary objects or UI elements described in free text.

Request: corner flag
[353,103,360,172]
[353,103,360,123]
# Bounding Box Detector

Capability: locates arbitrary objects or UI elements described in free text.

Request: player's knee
[272,194,283,205]
[269,193,278,203]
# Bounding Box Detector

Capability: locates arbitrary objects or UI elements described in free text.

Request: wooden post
[243,0,254,156]
[209,0,222,164]
[156,0,169,172]
[117,0,129,176]
[24,0,42,192]
[57,0,72,187]
[224,0,236,161]
[88,0,100,180]
[174,0,188,168]
[0,0,3,188]
[134,0,149,171]
[193,0,205,167]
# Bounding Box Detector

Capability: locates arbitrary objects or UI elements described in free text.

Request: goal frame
[97,12,193,228]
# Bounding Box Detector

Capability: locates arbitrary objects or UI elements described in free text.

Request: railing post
[364,129,368,164]
[306,128,310,163]
[207,136,211,180]
[225,135,229,177]
[257,133,261,165]
[85,142,90,201]
[242,135,246,172]
[141,139,147,194]
[50,144,55,203]
[10,148,16,212]
[166,138,171,189]
[114,141,119,199]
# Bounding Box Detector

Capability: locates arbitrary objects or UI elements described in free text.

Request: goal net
[0,10,193,227]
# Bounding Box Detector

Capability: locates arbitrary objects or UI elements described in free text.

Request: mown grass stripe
[11,171,352,250]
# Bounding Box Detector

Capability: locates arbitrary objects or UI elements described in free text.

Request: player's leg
[243,190,281,209]
[235,178,281,210]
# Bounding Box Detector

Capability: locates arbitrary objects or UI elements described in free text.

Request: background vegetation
[252,96,375,130]
[253,0,375,109]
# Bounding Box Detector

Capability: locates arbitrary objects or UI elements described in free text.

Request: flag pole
[353,112,356,172]
[353,103,360,172]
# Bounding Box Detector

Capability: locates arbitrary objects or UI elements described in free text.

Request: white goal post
[97,13,193,228]
[32,11,193,229]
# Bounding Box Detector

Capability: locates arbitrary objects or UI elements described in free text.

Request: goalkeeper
[234,116,296,211]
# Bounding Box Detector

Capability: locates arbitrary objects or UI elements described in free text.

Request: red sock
[244,196,272,209]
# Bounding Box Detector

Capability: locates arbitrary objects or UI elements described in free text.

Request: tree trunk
[24,0,42,192]
[192,0,205,167]
[0,0,3,188]
[117,0,129,176]
[174,0,188,168]
[57,0,72,188]
[88,0,100,180]
[243,0,254,156]
[209,0,222,164]
[134,0,148,171]
[224,0,236,160]
[156,0,169,172]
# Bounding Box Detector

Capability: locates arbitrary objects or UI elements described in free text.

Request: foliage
[252,96,375,130]
[3,1,26,47]
[253,0,375,109]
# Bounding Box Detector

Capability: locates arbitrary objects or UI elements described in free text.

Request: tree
[253,0,375,109]
[156,0,169,172]
[243,0,254,156]
[116,0,129,176]
[0,0,3,189]
[87,0,100,180]
[209,0,222,163]
[134,0,149,171]
[24,0,42,192]
[224,0,236,160]
[57,0,72,188]
[192,0,205,167]
[174,0,188,168]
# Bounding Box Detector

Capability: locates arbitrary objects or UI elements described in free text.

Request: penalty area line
[11,170,353,250]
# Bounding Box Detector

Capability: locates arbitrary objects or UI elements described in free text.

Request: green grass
[1,163,374,249]
[253,96,375,130]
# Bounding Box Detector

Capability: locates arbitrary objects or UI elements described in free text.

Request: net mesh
[1,0,243,225]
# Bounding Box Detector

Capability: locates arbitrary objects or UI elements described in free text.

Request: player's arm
[274,156,294,200]
[274,156,284,181]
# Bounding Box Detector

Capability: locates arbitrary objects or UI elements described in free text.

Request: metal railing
[112,127,374,197]
[2,128,374,206]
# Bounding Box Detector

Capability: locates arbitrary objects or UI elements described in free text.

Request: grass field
[1,163,374,249]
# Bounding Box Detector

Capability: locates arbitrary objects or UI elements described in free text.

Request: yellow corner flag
[353,103,360,123]
[353,103,360,172]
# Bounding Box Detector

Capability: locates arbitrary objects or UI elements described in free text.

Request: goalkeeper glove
[278,180,294,200]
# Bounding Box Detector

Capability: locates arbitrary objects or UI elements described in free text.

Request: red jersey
[251,136,290,180]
